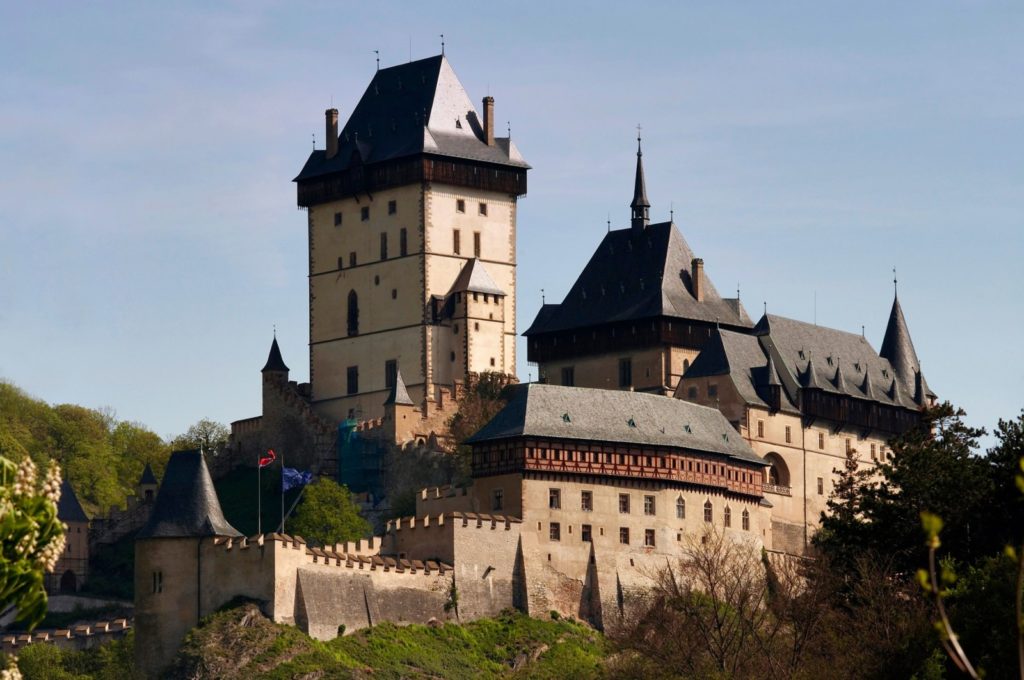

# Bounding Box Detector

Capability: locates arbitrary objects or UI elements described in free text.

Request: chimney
[691,258,704,302]
[325,108,339,159]
[482,96,495,146]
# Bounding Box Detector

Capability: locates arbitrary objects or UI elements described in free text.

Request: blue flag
[282,467,313,492]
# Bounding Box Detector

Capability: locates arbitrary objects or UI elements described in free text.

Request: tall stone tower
[294,55,529,424]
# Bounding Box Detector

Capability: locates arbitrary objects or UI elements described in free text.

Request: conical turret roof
[631,138,650,211]
[137,450,241,539]
[262,336,289,373]
[139,462,157,486]
[57,480,89,523]
[383,369,414,406]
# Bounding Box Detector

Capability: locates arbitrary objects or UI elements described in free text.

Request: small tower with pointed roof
[135,449,242,678]
[137,462,158,503]
[382,368,418,444]
[879,291,935,407]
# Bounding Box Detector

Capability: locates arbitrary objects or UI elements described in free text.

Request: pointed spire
[833,360,847,392]
[889,377,901,403]
[630,129,650,232]
[913,368,929,406]
[384,369,414,406]
[262,335,289,373]
[764,353,782,387]
[139,463,158,486]
[801,357,821,389]
[879,291,931,398]
[860,371,874,400]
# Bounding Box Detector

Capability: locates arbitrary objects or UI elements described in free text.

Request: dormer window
[455,118,462,129]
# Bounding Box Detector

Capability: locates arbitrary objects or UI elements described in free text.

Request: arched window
[742,509,750,531]
[347,290,359,336]
[683,359,690,373]
[703,500,713,523]
[763,452,790,488]
[724,506,732,528]
[676,496,685,519]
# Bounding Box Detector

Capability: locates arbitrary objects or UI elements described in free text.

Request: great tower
[294,55,529,424]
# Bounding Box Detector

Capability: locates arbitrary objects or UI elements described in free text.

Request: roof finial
[736,284,740,301]
[541,288,545,304]
[862,324,866,338]
[273,324,276,338]
[630,126,651,232]
[440,34,445,56]
[374,49,380,71]
[607,213,611,232]
[311,132,315,150]
[763,300,767,316]
[893,266,898,297]
[670,201,674,222]
[507,121,511,138]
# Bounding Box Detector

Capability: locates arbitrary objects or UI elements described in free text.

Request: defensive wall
[1,619,131,655]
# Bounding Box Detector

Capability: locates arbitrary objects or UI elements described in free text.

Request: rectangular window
[817,477,824,495]
[549,488,561,510]
[871,443,877,460]
[549,522,561,541]
[581,524,592,542]
[619,527,630,545]
[676,497,685,519]
[453,229,461,255]
[380,232,388,260]
[724,507,732,528]
[561,366,575,387]
[478,202,487,216]
[152,571,163,594]
[785,426,792,444]
[361,206,370,221]
[346,366,359,395]
[337,256,344,270]
[644,495,656,516]
[619,493,630,514]
[456,198,466,213]
[334,212,342,226]
[708,384,719,398]
[618,358,632,388]
[400,228,408,256]
[845,438,852,454]
[818,432,825,449]
[742,511,750,531]
[644,529,656,547]
[388,200,397,215]
[385,360,397,389]
[581,490,593,512]
[473,231,481,258]
[349,252,357,267]
[492,488,503,511]
[704,502,713,523]
[757,420,764,438]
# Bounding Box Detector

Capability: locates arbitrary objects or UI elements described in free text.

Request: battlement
[419,485,468,502]
[386,512,522,533]
[2,618,131,654]
[304,547,452,575]
[334,536,382,556]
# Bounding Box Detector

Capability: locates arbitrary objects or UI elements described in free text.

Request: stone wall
[2,618,130,655]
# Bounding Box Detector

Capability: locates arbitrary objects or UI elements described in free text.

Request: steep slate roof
[294,55,528,183]
[383,369,414,406]
[879,294,934,401]
[449,258,505,296]
[138,463,157,486]
[682,328,798,412]
[754,314,918,410]
[57,480,89,523]
[467,383,765,465]
[262,336,289,373]
[137,450,242,539]
[523,222,751,335]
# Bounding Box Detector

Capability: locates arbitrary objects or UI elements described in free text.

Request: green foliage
[164,602,606,679]
[17,630,137,680]
[168,418,230,455]
[285,478,371,546]
[0,380,170,515]
[213,466,302,537]
[0,455,65,630]
[80,534,136,600]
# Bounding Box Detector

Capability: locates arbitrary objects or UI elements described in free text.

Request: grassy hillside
[16,602,610,679]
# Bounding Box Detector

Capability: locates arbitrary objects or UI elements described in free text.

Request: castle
[135,52,936,676]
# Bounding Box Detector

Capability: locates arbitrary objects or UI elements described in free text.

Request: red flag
[259,449,276,468]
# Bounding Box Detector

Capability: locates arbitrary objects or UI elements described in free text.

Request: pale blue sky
[1,2,1021,444]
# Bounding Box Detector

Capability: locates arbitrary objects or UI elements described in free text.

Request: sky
[1,2,1021,446]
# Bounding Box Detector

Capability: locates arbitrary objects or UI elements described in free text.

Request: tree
[169,418,230,455]
[0,455,66,630]
[447,372,514,484]
[285,478,371,547]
